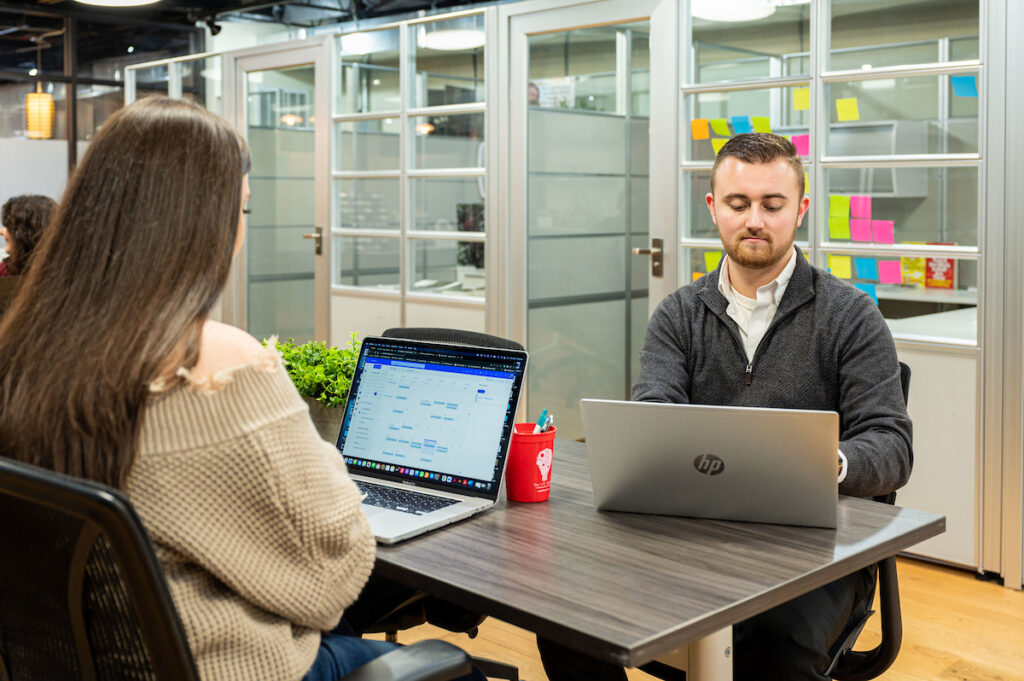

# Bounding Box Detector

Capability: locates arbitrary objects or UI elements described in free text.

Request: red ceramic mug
[505,423,556,502]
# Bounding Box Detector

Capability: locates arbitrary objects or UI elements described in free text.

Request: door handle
[302,226,323,255]
[632,237,663,277]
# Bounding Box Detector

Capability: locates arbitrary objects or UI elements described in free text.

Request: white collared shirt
[716,247,848,482]
[718,246,798,364]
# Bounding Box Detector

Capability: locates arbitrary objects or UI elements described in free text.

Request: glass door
[508,0,677,440]
[233,43,330,343]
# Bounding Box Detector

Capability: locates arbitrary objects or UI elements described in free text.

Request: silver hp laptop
[336,336,527,544]
[581,399,839,528]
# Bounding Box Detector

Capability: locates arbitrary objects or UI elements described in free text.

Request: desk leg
[687,627,732,681]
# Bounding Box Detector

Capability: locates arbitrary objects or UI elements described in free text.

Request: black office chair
[638,362,912,681]
[364,327,523,681]
[0,455,472,681]
[827,360,911,681]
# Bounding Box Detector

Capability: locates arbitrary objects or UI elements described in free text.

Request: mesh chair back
[0,457,199,681]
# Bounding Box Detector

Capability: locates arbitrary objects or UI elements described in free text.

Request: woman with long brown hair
[0,96,480,681]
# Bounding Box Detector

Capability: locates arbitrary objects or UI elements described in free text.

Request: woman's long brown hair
[0,96,249,488]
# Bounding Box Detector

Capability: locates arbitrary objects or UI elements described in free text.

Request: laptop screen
[337,336,527,499]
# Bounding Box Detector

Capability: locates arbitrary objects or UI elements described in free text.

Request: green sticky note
[836,97,860,122]
[829,216,851,240]
[804,171,810,195]
[828,255,852,279]
[704,251,723,272]
[711,137,728,154]
[752,116,772,133]
[710,119,731,136]
[793,87,810,111]
[829,194,851,218]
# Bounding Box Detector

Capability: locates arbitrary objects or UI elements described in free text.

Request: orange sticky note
[793,87,810,111]
[836,97,860,122]
[691,118,710,140]
[692,271,705,281]
[712,138,728,154]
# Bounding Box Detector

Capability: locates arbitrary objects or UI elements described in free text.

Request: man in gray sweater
[537,133,912,680]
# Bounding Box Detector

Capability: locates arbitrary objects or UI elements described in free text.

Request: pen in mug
[541,414,554,433]
[532,408,549,434]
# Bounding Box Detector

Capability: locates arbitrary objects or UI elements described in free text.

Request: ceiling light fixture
[74,0,162,7]
[691,0,776,22]
[416,16,485,51]
[25,44,53,140]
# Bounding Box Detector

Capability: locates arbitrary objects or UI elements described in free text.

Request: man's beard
[723,229,793,269]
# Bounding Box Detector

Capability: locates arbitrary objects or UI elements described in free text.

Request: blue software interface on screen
[338,341,521,492]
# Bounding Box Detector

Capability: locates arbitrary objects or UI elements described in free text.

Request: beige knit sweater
[126,348,376,681]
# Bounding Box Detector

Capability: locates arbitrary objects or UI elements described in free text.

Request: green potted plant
[267,334,360,443]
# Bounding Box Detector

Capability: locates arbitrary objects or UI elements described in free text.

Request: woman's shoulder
[191,320,265,383]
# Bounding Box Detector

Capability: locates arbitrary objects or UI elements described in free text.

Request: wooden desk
[375,440,944,676]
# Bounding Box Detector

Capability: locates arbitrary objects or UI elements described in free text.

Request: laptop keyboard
[356,481,459,516]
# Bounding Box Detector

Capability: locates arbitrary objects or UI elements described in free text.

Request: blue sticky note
[951,75,978,97]
[730,115,753,134]
[855,258,879,281]
[855,283,879,305]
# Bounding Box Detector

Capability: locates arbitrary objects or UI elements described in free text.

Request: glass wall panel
[412,14,485,108]
[823,73,974,155]
[830,0,979,70]
[334,118,401,171]
[181,57,222,115]
[333,235,400,289]
[823,167,977,247]
[683,170,811,244]
[134,65,169,99]
[528,22,647,114]
[335,178,400,230]
[411,177,485,232]
[690,5,811,83]
[411,112,483,169]
[826,73,978,155]
[817,250,977,339]
[338,29,401,114]
[410,239,485,298]
[686,85,811,162]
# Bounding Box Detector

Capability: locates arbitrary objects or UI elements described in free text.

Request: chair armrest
[342,640,471,681]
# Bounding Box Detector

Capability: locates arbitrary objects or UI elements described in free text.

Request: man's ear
[796,194,810,226]
[705,192,717,225]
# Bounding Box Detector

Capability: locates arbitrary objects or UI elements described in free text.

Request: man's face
[706,157,809,271]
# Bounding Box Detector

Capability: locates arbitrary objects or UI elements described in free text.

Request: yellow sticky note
[836,97,860,122]
[804,171,810,195]
[829,216,851,240]
[711,138,728,155]
[691,118,710,140]
[752,116,772,133]
[692,271,705,281]
[829,194,851,218]
[704,251,723,272]
[828,255,852,279]
[710,119,731,136]
[793,87,810,111]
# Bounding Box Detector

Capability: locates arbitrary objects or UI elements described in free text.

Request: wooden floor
[369,557,1024,681]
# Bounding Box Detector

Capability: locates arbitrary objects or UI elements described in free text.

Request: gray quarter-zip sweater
[632,247,912,498]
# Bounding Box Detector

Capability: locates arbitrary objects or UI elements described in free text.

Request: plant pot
[303,396,345,445]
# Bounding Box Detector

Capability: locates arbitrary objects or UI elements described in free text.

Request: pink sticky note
[850,195,872,219]
[878,261,903,284]
[872,220,895,244]
[850,219,872,242]
[791,133,810,156]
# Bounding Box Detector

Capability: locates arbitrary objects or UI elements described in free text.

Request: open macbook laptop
[581,399,839,528]
[336,336,527,544]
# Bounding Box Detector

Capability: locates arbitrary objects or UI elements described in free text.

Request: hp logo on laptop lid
[693,454,725,476]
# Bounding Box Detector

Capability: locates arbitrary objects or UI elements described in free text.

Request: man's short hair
[710,133,805,196]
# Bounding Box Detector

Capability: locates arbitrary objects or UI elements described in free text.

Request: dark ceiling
[0,0,488,80]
